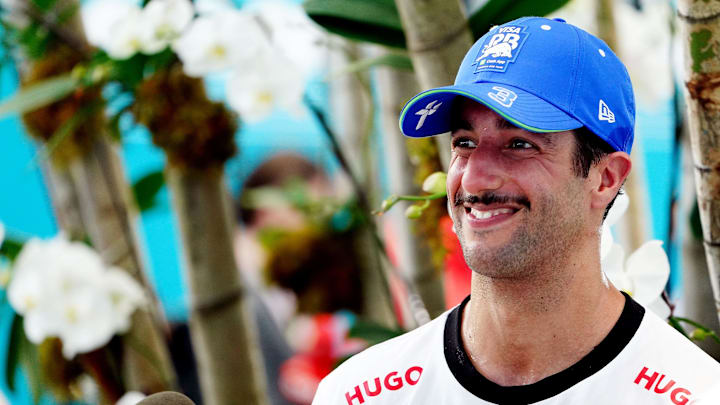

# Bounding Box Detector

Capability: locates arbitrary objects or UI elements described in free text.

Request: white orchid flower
[104,7,146,59]
[246,0,327,77]
[54,287,118,359]
[173,10,268,77]
[600,192,629,258]
[600,193,671,318]
[82,0,142,52]
[226,53,305,122]
[139,0,194,54]
[8,234,147,359]
[104,268,147,333]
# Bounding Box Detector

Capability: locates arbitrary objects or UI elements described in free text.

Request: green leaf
[5,313,23,392]
[467,0,571,38]
[132,170,166,212]
[0,236,24,262]
[668,316,689,339]
[304,0,570,47]
[303,0,406,48]
[31,0,58,12]
[111,53,149,90]
[0,74,79,119]
[17,23,51,60]
[332,53,413,77]
[5,314,44,404]
[348,320,404,346]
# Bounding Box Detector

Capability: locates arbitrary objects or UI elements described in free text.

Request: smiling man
[311,17,720,405]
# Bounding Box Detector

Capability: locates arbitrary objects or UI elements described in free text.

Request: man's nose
[461,146,504,194]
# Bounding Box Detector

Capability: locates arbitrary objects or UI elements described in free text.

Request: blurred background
[1,0,719,403]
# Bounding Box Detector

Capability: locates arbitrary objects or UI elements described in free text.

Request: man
[311,16,720,405]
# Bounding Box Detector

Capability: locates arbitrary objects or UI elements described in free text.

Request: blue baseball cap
[398,17,635,153]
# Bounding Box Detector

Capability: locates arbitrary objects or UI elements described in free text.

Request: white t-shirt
[312,294,720,405]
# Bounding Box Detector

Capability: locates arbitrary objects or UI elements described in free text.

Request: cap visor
[399,82,583,137]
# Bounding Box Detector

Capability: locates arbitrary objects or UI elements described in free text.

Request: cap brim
[399,82,583,137]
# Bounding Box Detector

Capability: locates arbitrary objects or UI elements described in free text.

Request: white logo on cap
[488,86,517,108]
[415,100,442,130]
[598,100,615,123]
[473,26,528,73]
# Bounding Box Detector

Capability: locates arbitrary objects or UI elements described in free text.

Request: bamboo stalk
[67,136,176,392]
[374,56,444,321]
[41,161,86,240]
[166,166,269,405]
[678,0,720,325]
[393,0,474,170]
[328,39,397,327]
[8,0,177,393]
[391,0,473,317]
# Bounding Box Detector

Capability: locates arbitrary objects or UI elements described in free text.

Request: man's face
[447,100,591,279]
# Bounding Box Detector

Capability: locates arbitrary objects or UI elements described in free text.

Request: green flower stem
[378,192,446,214]
[670,316,720,344]
[304,95,397,322]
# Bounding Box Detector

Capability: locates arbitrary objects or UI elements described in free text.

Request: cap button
[553,18,566,23]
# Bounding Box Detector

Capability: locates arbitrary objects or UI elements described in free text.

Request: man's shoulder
[312,311,451,405]
[619,307,720,401]
[633,308,720,367]
[335,310,448,375]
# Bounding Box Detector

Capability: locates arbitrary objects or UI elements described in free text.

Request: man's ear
[590,151,632,210]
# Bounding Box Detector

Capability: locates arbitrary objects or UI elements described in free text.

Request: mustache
[454,192,531,210]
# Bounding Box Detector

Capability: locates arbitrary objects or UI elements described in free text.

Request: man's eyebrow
[449,107,557,147]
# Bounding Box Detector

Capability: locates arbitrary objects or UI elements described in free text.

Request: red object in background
[440,216,472,308]
[279,314,366,405]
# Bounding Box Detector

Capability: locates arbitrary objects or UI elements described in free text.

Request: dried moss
[21,44,104,167]
[132,64,238,170]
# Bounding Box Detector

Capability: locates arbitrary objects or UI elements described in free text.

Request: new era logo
[599,100,615,123]
[415,100,442,130]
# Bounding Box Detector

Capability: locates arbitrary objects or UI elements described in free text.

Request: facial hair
[453,180,586,280]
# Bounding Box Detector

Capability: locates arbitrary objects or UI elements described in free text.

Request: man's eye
[452,138,477,149]
[508,139,535,150]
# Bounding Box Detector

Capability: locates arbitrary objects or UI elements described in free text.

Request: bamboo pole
[329,38,396,328]
[9,0,177,394]
[391,0,474,317]
[374,54,443,321]
[167,166,269,405]
[67,135,176,393]
[678,0,720,325]
[132,64,269,405]
[393,0,474,169]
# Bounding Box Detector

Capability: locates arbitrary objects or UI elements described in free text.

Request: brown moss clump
[21,44,104,167]
[132,63,237,170]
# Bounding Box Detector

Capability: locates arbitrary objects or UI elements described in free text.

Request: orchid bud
[690,329,711,341]
[422,172,447,195]
[405,204,424,219]
[381,195,399,212]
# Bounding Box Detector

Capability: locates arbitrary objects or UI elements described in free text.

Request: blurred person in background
[234,153,367,405]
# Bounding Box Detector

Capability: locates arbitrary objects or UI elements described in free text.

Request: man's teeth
[469,207,514,219]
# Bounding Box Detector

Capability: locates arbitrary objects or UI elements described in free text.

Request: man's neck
[461,251,625,386]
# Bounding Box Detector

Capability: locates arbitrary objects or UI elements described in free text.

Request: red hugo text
[634,367,692,405]
[345,366,424,405]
